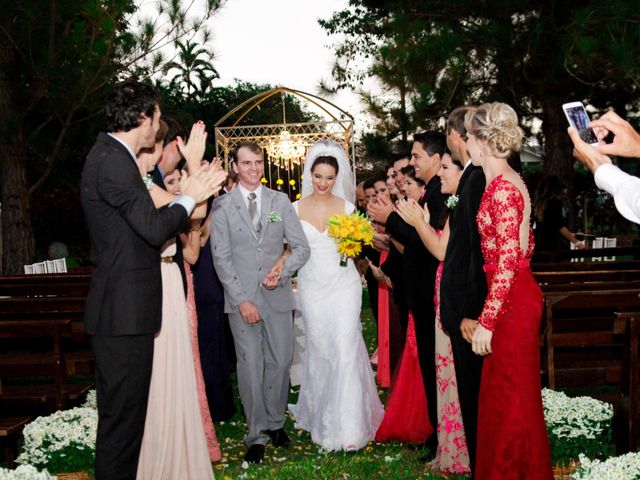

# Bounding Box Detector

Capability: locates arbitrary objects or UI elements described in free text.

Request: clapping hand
[395,198,427,228]
[177,121,208,167]
[367,195,394,224]
[179,164,227,203]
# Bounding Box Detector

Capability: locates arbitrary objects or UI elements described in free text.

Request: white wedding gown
[289,200,384,451]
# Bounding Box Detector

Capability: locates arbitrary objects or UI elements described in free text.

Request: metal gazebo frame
[214,87,355,198]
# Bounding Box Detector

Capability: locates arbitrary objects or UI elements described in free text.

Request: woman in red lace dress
[465,103,552,479]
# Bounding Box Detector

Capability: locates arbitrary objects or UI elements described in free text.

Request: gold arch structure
[214,86,355,199]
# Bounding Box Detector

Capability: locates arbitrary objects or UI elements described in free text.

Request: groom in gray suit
[211,141,310,463]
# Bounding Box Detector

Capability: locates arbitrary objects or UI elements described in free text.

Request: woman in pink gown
[135,123,222,479]
[465,103,552,479]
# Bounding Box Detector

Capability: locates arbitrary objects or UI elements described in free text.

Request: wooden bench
[0,318,91,414]
[0,274,91,297]
[0,416,32,468]
[0,276,94,415]
[539,281,640,451]
[534,246,640,263]
[535,269,640,285]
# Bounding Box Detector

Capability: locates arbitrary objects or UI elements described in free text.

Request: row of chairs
[570,237,618,261]
[23,258,67,274]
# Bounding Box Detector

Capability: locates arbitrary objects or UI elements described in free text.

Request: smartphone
[562,101,599,145]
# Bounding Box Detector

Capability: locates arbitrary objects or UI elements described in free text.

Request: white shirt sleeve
[594,163,640,224]
[169,195,196,216]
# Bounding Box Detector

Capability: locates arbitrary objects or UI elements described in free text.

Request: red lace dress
[475,176,552,479]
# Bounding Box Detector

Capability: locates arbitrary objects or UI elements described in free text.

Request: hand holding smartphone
[562,101,599,145]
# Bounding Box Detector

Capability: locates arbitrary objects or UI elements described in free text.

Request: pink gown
[136,240,215,480]
[185,262,220,462]
[474,176,552,479]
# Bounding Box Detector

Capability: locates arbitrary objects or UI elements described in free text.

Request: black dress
[192,236,236,421]
[533,198,567,254]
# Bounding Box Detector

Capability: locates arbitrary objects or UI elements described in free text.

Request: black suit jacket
[440,165,488,334]
[81,133,189,335]
[385,175,447,317]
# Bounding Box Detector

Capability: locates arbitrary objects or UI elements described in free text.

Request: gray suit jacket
[211,186,310,314]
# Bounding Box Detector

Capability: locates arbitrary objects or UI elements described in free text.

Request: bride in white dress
[288,140,384,451]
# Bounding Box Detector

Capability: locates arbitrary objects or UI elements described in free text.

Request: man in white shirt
[568,110,640,224]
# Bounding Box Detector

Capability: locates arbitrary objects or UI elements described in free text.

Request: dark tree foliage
[320,0,640,185]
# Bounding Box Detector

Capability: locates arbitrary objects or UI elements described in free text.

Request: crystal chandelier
[265,92,307,169]
[267,129,306,168]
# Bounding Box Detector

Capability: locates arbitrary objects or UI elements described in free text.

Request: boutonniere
[142,174,154,191]
[446,195,459,210]
[267,211,282,223]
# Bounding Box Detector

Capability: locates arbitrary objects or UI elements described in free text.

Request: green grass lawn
[213,290,466,479]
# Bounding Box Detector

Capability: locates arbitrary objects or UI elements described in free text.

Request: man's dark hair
[413,130,447,158]
[446,105,477,136]
[162,116,186,146]
[105,81,157,133]
[231,141,262,163]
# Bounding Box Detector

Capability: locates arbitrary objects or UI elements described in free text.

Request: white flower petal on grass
[241,461,249,470]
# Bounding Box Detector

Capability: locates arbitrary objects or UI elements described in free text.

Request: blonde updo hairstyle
[464,102,525,159]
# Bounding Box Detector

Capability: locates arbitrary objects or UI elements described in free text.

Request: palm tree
[163,39,219,100]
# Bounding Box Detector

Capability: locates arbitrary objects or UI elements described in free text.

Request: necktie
[248,192,262,233]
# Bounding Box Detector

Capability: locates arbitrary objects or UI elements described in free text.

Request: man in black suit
[368,131,448,456]
[81,81,225,480]
[440,105,487,475]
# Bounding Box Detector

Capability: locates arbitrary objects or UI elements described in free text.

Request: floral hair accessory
[446,194,459,209]
[267,211,282,223]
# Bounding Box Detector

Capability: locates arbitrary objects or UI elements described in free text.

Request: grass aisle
[214,291,465,479]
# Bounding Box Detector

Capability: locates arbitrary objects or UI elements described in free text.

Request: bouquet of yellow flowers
[327,211,375,266]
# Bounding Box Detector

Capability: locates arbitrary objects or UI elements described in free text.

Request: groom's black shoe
[266,428,291,448]
[244,444,265,464]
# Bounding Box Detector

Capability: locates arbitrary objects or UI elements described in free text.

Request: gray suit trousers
[228,307,294,446]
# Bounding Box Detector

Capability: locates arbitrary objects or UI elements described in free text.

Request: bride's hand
[395,198,425,227]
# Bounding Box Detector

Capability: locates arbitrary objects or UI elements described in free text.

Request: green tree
[320,0,640,181]
[0,0,223,273]
[163,39,219,101]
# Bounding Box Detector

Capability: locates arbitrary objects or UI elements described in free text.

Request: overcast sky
[208,0,366,123]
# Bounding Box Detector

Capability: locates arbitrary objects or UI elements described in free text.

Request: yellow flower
[260,177,268,184]
[326,212,374,259]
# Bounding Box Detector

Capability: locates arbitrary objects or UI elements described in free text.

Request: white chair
[53,258,67,273]
[23,264,34,274]
[591,237,604,261]
[604,237,617,262]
